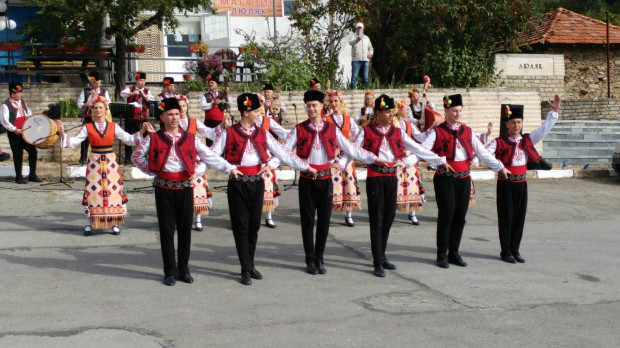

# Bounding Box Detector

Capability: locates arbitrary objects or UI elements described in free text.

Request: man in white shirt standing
[348,23,373,89]
[120,72,155,165]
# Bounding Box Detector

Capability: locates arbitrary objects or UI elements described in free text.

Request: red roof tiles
[527,7,620,45]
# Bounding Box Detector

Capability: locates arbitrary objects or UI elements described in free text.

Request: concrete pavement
[0,177,619,347]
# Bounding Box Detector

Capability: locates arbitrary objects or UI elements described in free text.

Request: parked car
[613,142,620,174]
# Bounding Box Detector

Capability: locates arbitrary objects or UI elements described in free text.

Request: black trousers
[154,185,194,278]
[124,118,143,161]
[433,174,471,257]
[299,177,333,264]
[203,119,221,147]
[79,116,92,162]
[366,176,398,266]
[496,180,528,257]
[7,132,37,179]
[227,179,265,273]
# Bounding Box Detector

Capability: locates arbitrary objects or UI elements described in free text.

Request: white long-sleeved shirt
[353,125,446,168]
[200,90,229,111]
[179,117,224,140]
[61,121,141,148]
[283,120,378,168]
[132,130,235,177]
[211,124,309,171]
[407,101,435,124]
[77,87,112,110]
[348,34,373,62]
[422,123,505,172]
[0,99,32,133]
[120,87,155,108]
[257,115,290,139]
[485,110,559,166]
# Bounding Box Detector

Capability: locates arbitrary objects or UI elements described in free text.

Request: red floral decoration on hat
[206,75,212,81]
[443,95,452,107]
[505,105,512,117]
[135,73,141,79]
[243,96,252,110]
[163,79,171,85]
[310,79,316,86]
[158,101,165,111]
[16,85,22,92]
[90,76,97,82]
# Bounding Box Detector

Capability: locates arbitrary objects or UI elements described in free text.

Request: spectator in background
[348,23,373,89]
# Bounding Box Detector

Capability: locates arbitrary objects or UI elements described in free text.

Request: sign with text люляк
[494,54,565,77]
[215,0,283,17]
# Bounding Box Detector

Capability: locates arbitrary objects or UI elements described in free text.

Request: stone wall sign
[495,53,565,77]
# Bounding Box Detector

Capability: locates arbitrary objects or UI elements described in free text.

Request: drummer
[0,82,41,184]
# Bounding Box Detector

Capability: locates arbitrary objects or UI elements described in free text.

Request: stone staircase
[543,120,620,166]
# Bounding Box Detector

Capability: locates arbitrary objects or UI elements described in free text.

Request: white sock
[86,217,93,226]
[409,212,416,218]
[346,211,352,218]
[266,211,273,220]
[195,214,202,223]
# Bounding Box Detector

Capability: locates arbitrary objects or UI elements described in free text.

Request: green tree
[536,0,620,25]
[23,0,213,97]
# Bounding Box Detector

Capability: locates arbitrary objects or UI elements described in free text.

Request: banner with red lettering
[215,0,283,17]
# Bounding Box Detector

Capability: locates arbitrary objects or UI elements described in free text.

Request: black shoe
[513,253,525,263]
[111,225,120,235]
[344,216,355,227]
[240,272,252,285]
[265,218,276,229]
[124,158,133,166]
[306,262,318,275]
[163,276,176,286]
[437,255,449,268]
[382,259,397,270]
[28,175,43,182]
[178,274,194,284]
[409,214,419,226]
[315,261,326,275]
[249,268,263,280]
[79,159,86,165]
[194,222,203,232]
[83,225,92,236]
[501,255,517,264]
[373,264,386,277]
[448,252,468,267]
[15,176,27,184]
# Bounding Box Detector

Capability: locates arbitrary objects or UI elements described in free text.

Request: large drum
[22,114,59,149]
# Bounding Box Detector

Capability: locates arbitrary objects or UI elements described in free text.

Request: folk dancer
[200,75,230,146]
[211,93,313,285]
[283,90,383,275]
[132,98,240,286]
[422,94,511,269]
[157,76,179,100]
[77,71,111,164]
[354,94,450,277]
[0,82,41,184]
[486,96,560,263]
[262,82,287,115]
[355,91,375,126]
[57,96,152,235]
[120,71,155,165]
[394,100,426,225]
[257,95,292,229]
[325,90,361,227]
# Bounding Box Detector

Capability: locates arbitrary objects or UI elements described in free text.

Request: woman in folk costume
[56,96,153,235]
[324,90,361,227]
[256,93,291,228]
[393,100,426,225]
[177,95,229,231]
[355,91,375,126]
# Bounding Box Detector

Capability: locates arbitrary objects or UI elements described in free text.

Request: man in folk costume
[177,95,230,232]
[394,100,426,225]
[77,71,111,164]
[57,96,153,235]
[0,82,41,184]
[486,96,560,264]
[200,75,230,146]
[325,90,361,227]
[211,93,313,285]
[157,76,179,100]
[283,90,383,275]
[422,94,511,269]
[309,77,321,91]
[262,82,286,115]
[132,98,241,286]
[353,95,450,277]
[120,71,155,165]
[256,94,292,229]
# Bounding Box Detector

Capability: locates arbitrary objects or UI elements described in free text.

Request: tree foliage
[22,0,214,96]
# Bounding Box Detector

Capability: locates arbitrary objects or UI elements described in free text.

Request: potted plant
[184,53,224,81]
[125,43,146,53]
[189,41,209,55]
[0,41,21,52]
[63,38,86,52]
[183,74,192,81]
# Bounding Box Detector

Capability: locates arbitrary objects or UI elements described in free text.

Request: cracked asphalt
[1,176,619,347]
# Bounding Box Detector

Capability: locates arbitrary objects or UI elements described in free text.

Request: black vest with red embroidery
[494,134,541,165]
[432,122,474,160]
[295,120,337,160]
[223,123,270,165]
[147,130,196,175]
[3,99,27,124]
[127,86,150,113]
[362,125,406,160]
